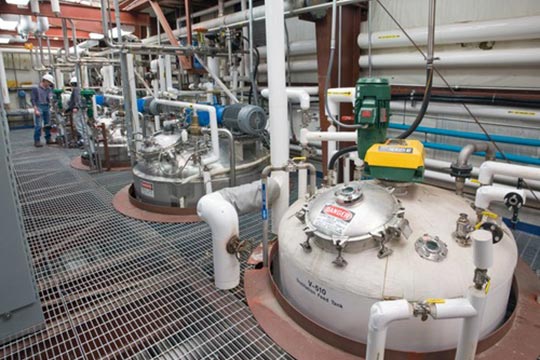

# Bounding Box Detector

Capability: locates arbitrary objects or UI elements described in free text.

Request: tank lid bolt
[332,237,348,267]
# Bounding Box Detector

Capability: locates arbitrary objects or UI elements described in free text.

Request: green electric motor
[354,78,391,159]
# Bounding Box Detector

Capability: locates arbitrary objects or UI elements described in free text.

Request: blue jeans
[34,104,51,142]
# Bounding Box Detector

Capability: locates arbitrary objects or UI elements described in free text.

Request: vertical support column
[265,0,289,234]
[0,83,44,342]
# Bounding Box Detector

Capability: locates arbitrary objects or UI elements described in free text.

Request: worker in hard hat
[31,74,55,147]
[66,76,84,145]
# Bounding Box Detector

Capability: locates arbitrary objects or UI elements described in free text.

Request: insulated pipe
[474,185,526,210]
[257,39,317,58]
[259,59,317,73]
[151,99,220,166]
[196,192,239,290]
[265,0,289,235]
[261,87,314,111]
[391,101,540,124]
[299,127,357,147]
[164,55,173,91]
[365,299,412,360]
[424,169,538,201]
[478,161,540,186]
[359,48,540,69]
[358,15,540,49]
[144,0,362,44]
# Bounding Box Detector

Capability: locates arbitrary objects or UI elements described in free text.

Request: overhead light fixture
[5,0,30,5]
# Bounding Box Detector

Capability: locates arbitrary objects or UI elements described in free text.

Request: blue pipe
[423,142,540,166]
[390,123,540,147]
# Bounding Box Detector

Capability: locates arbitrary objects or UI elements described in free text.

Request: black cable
[243,35,260,105]
[397,67,433,139]
[328,145,357,171]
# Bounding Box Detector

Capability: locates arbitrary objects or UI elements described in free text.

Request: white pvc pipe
[298,168,307,200]
[259,59,317,73]
[299,127,357,147]
[430,298,477,320]
[30,0,40,13]
[359,48,540,69]
[424,159,540,190]
[423,169,538,201]
[258,39,317,58]
[478,161,540,185]
[55,68,64,89]
[456,288,488,360]
[391,101,540,123]
[265,0,289,234]
[50,0,61,15]
[196,192,240,290]
[164,55,173,92]
[474,185,526,210]
[366,299,412,360]
[472,229,493,270]
[261,87,315,111]
[358,16,540,49]
[0,52,10,105]
[153,99,220,166]
[158,57,166,93]
[100,65,115,91]
[326,87,356,118]
[207,56,220,79]
[203,171,213,194]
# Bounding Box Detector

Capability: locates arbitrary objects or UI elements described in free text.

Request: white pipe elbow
[197,192,240,290]
[368,299,412,332]
[474,185,526,210]
[261,88,312,110]
[326,87,355,118]
[478,161,540,185]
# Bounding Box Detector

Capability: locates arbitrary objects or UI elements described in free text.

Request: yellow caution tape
[327,90,352,97]
[485,280,491,295]
[425,298,446,304]
[508,110,536,116]
[378,34,401,40]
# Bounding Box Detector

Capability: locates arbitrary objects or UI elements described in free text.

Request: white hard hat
[70,76,78,84]
[42,73,55,86]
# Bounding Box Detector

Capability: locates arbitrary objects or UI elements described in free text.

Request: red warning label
[322,205,354,222]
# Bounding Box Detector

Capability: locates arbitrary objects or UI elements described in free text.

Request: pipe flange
[415,234,448,262]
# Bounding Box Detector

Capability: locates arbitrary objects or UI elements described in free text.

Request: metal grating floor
[2,129,540,360]
[1,130,292,360]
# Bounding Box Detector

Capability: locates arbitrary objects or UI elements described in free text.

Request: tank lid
[303,181,408,253]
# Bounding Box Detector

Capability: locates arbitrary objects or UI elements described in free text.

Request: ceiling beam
[0,0,150,27]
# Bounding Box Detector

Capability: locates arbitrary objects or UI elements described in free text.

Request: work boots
[34,141,43,147]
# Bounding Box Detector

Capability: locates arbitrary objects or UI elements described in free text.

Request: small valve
[504,192,524,228]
